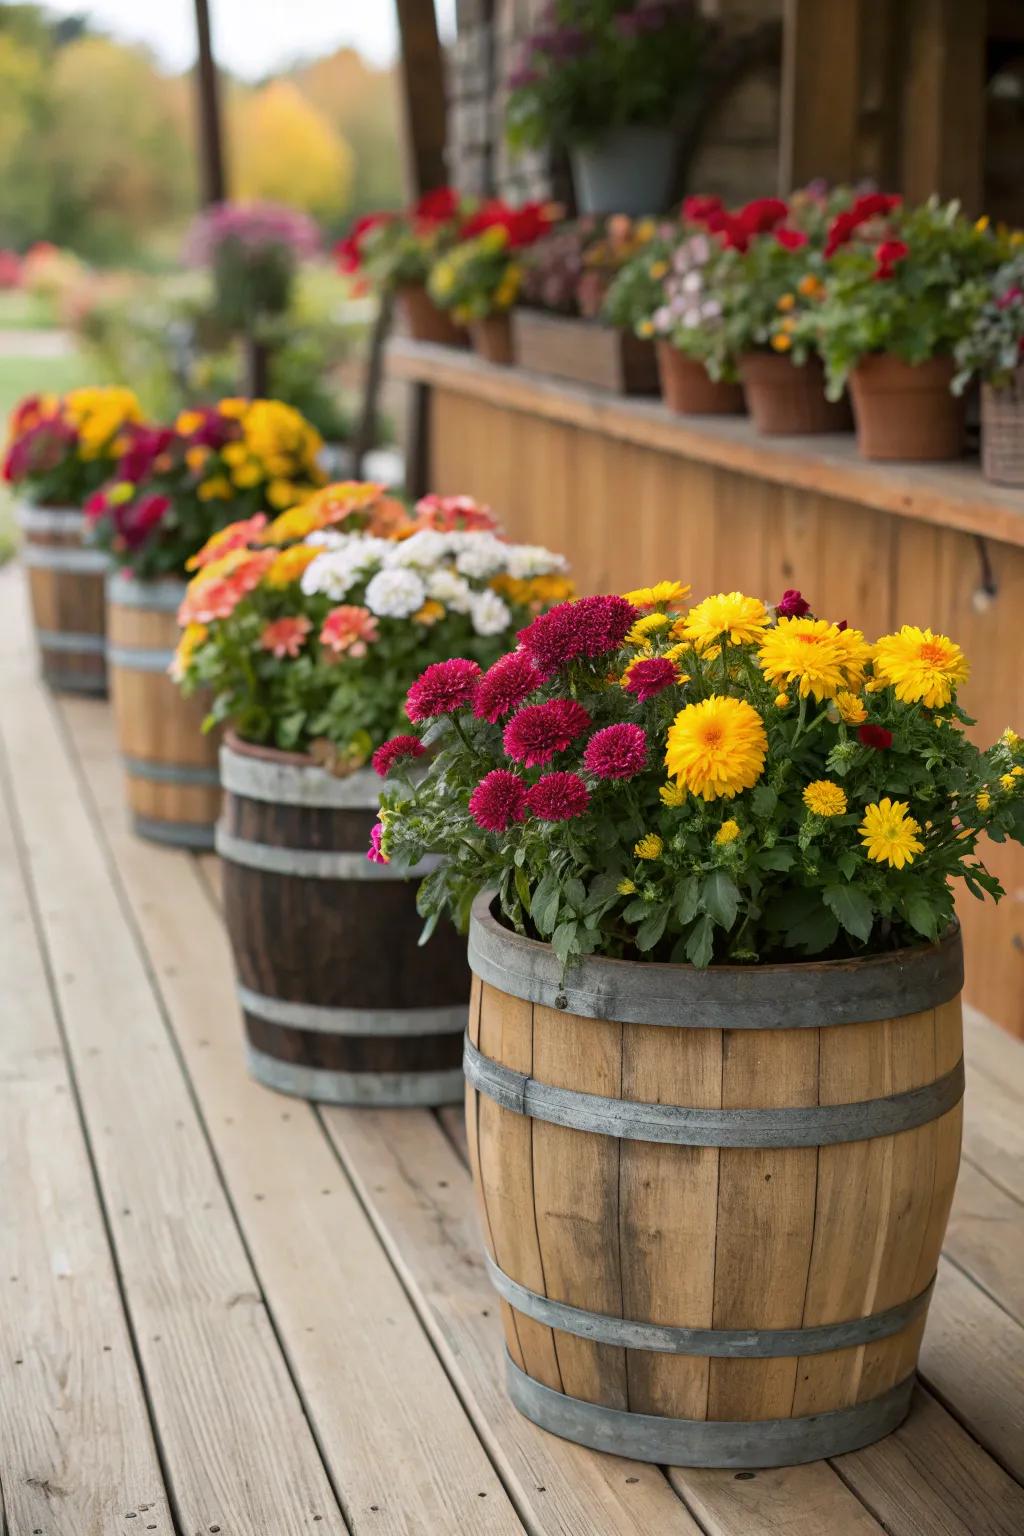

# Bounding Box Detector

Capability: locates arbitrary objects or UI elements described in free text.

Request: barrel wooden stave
[22,508,107,694]
[467,900,964,1465]
[107,578,221,848]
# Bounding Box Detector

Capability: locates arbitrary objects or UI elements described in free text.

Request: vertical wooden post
[394,0,449,198]
[778,0,863,192]
[899,0,985,211]
[193,0,227,206]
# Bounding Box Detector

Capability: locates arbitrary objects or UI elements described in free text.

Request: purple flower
[185,202,321,266]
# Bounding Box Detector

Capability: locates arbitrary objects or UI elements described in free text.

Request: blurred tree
[231,80,354,218]
[291,48,403,219]
[0,22,54,245]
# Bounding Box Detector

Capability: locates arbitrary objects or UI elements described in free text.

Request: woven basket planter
[981,370,1024,486]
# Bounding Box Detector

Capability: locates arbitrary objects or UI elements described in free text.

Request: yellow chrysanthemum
[659,780,686,807]
[715,820,741,845]
[976,790,992,812]
[169,622,208,682]
[680,592,769,653]
[634,834,663,860]
[872,626,969,709]
[774,692,790,709]
[835,689,867,725]
[626,612,670,645]
[1014,766,1024,778]
[1000,773,1016,791]
[265,545,319,588]
[860,799,924,869]
[231,460,263,488]
[665,695,767,802]
[758,617,871,702]
[623,580,691,609]
[197,475,232,500]
[1003,728,1021,749]
[413,599,445,626]
[617,879,637,895]
[803,780,847,817]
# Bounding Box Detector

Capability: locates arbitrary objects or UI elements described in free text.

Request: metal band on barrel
[107,572,186,611]
[505,1356,915,1468]
[122,755,220,787]
[237,984,465,1037]
[467,891,963,1029]
[464,1037,964,1148]
[245,1043,464,1106]
[43,669,107,696]
[485,1255,934,1357]
[17,504,84,533]
[23,544,108,574]
[215,824,438,881]
[133,815,216,850]
[36,628,106,654]
[107,645,175,672]
[220,743,380,809]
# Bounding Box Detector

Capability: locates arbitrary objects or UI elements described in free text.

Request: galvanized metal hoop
[23,544,109,575]
[17,503,84,533]
[122,755,221,788]
[467,891,963,1029]
[245,1043,464,1106]
[237,984,465,1038]
[220,742,380,809]
[107,645,175,672]
[485,1255,935,1357]
[464,1037,964,1148]
[133,815,216,850]
[107,572,187,611]
[36,628,107,655]
[215,823,439,881]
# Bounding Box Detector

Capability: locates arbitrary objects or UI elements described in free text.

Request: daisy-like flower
[634,833,663,859]
[265,545,319,588]
[582,723,648,781]
[320,605,379,657]
[260,614,312,659]
[372,734,426,778]
[177,548,276,624]
[406,658,482,721]
[872,626,969,709]
[625,612,670,646]
[860,798,924,869]
[524,771,590,822]
[622,580,691,609]
[665,695,768,801]
[622,655,680,701]
[680,592,769,652]
[659,780,686,807]
[469,769,528,831]
[976,790,992,812]
[186,513,267,571]
[757,617,871,702]
[617,878,637,895]
[715,819,741,845]
[803,779,847,817]
[169,622,208,681]
[503,699,591,768]
[834,689,867,725]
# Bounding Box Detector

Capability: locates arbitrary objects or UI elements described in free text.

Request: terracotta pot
[849,355,964,462]
[470,314,515,367]
[396,283,468,347]
[656,343,745,416]
[739,353,852,435]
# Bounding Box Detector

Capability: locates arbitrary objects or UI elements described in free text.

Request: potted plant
[429,202,555,365]
[85,398,325,849]
[173,487,573,1105]
[953,251,1024,486]
[506,1,714,215]
[378,582,1024,1463]
[514,214,662,392]
[3,385,142,694]
[815,197,1009,461]
[336,187,476,347]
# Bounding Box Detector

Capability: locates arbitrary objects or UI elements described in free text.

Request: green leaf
[685,914,715,968]
[758,847,795,872]
[622,896,651,922]
[823,884,875,943]
[635,905,669,952]
[837,850,860,880]
[674,875,700,926]
[786,907,840,954]
[530,872,561,937]
[552,919,580,967]
[514,866,532,911]
[905,894,939,942]
[703,870,740,930]
[751,785,778,818]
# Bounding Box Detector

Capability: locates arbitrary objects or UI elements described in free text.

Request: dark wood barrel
[107,572,221,850]
[465,892,965,1468]
[217,736,469,1106]
[20,503,107,694]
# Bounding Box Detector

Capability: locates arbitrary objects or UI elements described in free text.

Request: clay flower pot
[849,355,965,462]
[656,343,745,416]
[396,283,468,348]
[470,314,515,367]
[739,353,852,436]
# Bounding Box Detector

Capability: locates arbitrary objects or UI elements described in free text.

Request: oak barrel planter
[465,893,965,1467]
[107,572,221,849]
[218,735,469,1105]
[19,502,107,695]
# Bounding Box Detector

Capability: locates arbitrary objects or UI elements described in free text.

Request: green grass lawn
[0,289,59,329]
[0,349,89,562]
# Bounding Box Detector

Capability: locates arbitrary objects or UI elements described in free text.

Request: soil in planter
[740,353,852,435]
[849,355,964,462]
[657,343,745,416]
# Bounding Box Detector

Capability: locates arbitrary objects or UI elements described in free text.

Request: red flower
[474,649,541,723]
[335,212,396,273]
[738,197,788,235]
[775,226,809,251]
[525,771,590,822]
[406,657,482,721]
[459,199,513,241]
[372,734,426,777]
[718,213,752,253]
[622,655,678,702]
[459,199,553,249]
[116,493,170,550]
[469,769,528,832]
[682,194,725,226]
[777,588,810,618]
[414,186,460,224]
[873,239,909,281]
[858,723,893,750]
[824,192,902,257]
[518,594,638,676]
[503,698,591,767]
[260,615,312,660]
[582,723,648,781]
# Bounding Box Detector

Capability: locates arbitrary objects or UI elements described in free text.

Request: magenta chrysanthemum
[372,734,426,777]
[468,769,528,832]
[777,588,810,618]
[524,771,590,822]
[503,698,591,767]
[366,822,389,864]
[473,649,541,723]
[623,656,679,702]
[582,723,648,780]
[517,595,638,676]
[406,657,482,722]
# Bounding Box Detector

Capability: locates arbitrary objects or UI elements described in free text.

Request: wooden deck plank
[945,1160,1024,1324]
[0,734,173,1536]
[0,580,348,1536]
[61,695,529,1536]
[668,1463,883,1536]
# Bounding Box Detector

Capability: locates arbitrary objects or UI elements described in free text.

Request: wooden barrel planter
[19,503,108,695]
[217,736,469,1105]
[464,892,965,1468]
[107,572,221,849]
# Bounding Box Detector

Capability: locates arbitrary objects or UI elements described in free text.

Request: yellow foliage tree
[231,81,354,218]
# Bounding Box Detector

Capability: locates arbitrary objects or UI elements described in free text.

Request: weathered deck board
[0,737,173,1536]
[61,695,529,1536]
[944,1159,1024,1324]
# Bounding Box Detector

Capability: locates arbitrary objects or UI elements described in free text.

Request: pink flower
[260,615,312,658]
[582,723,648,780]
[474,649,541,723]
[623,656,679,702]
[525,771,590,822]
[777,588,810,618]
[372,734,426,777]
[406,657,482,721]
[367,822,389,864]
[858,723,893,750]
[320,605,379,658]
[503,698,591,767]
[469,769,528,831]
[413,493,499,532]
[518,595,638,676]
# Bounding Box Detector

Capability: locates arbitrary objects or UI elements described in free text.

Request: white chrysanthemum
[453,533,508,579]
[301,551,361,600]
[364,567,427,618]
[426,567,474,613]
[470,588,512,637]
[386,529,450,568]
[504,543,567,580]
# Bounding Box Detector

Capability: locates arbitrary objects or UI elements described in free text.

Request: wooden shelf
[388,337,1024,550]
